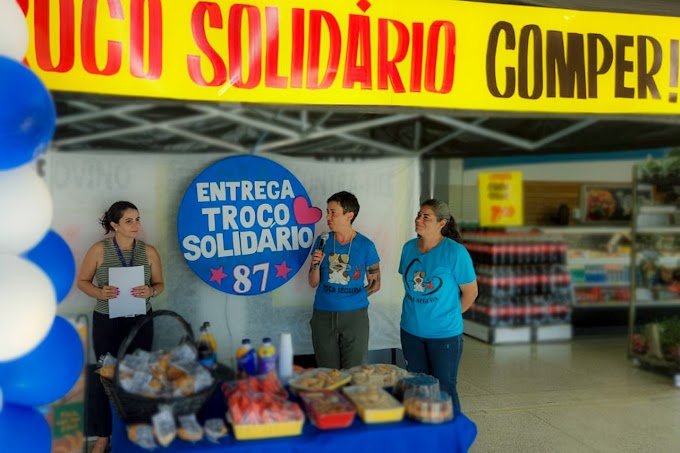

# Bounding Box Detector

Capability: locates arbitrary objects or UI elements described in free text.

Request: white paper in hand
[108,265,146,318]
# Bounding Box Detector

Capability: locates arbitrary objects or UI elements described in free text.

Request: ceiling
[51,0,680,160]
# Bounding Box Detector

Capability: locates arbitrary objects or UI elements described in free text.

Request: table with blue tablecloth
[111,389,477,453]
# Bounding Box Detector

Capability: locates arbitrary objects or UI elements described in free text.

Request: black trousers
[310,308,369,369]
[90,310,154,437]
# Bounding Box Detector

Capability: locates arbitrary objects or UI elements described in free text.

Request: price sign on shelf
[177,155,320,295]
[478,172,524,227]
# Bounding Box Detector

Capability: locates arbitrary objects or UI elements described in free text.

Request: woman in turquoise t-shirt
[398,199,478,412]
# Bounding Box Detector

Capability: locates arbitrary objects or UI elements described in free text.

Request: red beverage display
[463,232,573,328]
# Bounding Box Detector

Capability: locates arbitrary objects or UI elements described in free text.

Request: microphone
[312,232,330,270]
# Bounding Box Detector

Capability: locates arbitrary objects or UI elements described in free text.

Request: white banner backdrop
[47,151,420,363]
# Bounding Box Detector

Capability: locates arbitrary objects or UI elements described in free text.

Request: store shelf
[537,226,630,235]
[463,320,571,344]
[639,205,677,214]
[631,353,680,374]
[572,282,629,288]
[535,324,572,342]
[635,227,680,234]
[628,162,680,381]
[464,320,531,344]
[570,256,680,267]
[568,257,629,265]
[631,300,680,308]
[657,256,680,267]
[573,303,629,309]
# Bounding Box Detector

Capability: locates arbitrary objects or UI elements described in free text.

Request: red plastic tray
[299,390,356,430]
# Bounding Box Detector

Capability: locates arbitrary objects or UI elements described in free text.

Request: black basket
[100,310,217,424]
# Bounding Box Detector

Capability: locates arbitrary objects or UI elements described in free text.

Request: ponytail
[442,215,463,243]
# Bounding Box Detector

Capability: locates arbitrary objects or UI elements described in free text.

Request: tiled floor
[461,336,680,453]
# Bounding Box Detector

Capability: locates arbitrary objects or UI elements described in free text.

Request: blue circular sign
[178,155,320,295]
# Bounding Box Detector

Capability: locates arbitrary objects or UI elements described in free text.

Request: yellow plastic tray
[227,415,304,440]
[342,385,405,424]
[356,405,405,424]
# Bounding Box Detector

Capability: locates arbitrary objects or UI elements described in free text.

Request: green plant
[640,155,662,182]
[667,157,680,178]
[659,316,680,351]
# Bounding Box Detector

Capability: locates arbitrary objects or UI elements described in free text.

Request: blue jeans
[400,329,464,412]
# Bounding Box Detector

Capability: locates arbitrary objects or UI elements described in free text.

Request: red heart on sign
[293,196,322,225]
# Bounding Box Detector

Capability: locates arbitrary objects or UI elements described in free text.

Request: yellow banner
[22,0,680,114]
[478,172,523,226]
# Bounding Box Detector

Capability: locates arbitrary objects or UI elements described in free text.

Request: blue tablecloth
[111,389,477,453]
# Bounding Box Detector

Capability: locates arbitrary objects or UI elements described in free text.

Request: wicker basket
[100,310,217,423]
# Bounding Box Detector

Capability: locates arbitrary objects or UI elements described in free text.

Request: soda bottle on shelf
[197,322,217,368]
[235,339,257,378]
[257,337,278,375]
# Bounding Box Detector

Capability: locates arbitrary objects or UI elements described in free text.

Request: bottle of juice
[235,339,257,378]
[197,322,217,368]
[257,337,277,375]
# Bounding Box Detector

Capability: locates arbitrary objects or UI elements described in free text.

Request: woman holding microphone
[308,191,381,369]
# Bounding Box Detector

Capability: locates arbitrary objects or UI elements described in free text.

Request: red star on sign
[209,267,228,285]
[274,261,293,279]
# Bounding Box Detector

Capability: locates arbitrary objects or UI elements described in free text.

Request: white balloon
[0,254,56,362]
[0,165,53,254]
[0,1,29,61]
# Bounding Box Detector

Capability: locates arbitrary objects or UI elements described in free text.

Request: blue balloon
[0,402,51,452]
[23,230,76,303]
[0,316,84,406]
[0,55,56,170]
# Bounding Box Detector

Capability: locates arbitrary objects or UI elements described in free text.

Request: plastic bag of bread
[96,353,117,380]
[127,423,157,450]
[177,414,204,443]
[151,405,176,447]
[204,418,228,442]
[120,349,151,374]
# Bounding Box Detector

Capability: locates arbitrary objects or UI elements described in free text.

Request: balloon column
[0,1,83,451]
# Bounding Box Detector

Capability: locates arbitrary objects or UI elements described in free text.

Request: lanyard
[112,237,136,267]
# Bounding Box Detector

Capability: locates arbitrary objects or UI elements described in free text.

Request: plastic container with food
[403,389,453,424]
[392,374,440,401]
[288,368,352,393]
[347,363,411,387]
[221,372,288,401]
[342,385,404,423]
[227,415,305,440]
[227,396,305,440]
[299,389,356,430]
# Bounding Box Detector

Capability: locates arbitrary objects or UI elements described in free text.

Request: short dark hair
[420,199,462,243]
[327,191,360,224]
[100,201,138,234]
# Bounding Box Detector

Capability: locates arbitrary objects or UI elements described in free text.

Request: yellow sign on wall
[478,172,524,226]
[21,0,680,114]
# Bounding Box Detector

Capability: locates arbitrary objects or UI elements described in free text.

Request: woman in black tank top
[76,201,164,453]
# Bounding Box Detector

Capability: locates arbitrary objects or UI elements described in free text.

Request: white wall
[47,152,420,365]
